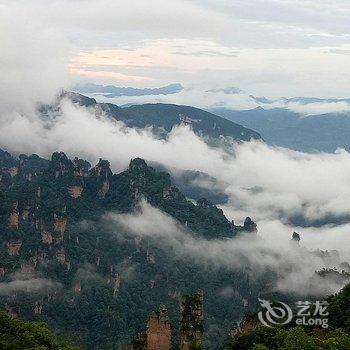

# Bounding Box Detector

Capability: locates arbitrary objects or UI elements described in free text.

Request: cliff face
[6,240,22,256]
[146,306,171,350]
[179,291,204,350]
[131,306,171,350]
[132,292,204,350]
[228,313,260,338]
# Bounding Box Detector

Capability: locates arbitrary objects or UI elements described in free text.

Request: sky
[2,0,350,98]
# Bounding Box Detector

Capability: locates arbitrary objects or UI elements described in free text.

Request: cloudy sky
[2,0,350,98]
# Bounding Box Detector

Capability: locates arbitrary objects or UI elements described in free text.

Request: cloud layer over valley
[2,0,350,298]
[83,85,350,116]
[104,200,350,296]
[2,97,350,298]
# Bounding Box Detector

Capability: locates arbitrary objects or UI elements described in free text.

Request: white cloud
[2,0,350,97]
[197,0,350,43]
[85,86,259,110]
[0,1,70,114]
[107,200,350,296]
[82,81,350,115]
[38,0,350,49]
[0,273,61,295]
[70,41,350,98]
[2,99,350,226]
[282,101,350,115]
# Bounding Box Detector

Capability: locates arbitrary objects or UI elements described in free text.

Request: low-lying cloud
[105,200,350,296]
[83,85,350,116]
[0,273,61,296]
[2,98,350,228]
[3,98,350,297]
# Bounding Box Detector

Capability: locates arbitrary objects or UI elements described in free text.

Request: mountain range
[72,83,350,153]
[212,107,350,153]
[50,92,262,143]
[73,83,184,97]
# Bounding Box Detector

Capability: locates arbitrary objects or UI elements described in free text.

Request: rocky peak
[229,313,260,337]
[50,152,74,178]
[126,158,173,202]
[51,151,70,165]
[62,91,97,107]
[19,153,49,174]
[179,290,204,350]
[0,149,17,168]
[129,158,149,175]
[89,159,112,198]
[90,159,112,178]
[243,217,257,233]
[146,305,171,350]
[131,305,171,350]
[72,157,91,177]
[291,231,301,245]
[234,217,258,234]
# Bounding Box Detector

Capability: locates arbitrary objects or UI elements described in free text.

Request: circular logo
[258,298,293,327]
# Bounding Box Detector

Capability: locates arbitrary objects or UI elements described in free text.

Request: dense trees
[0,311,80,350]
[0,150,259,348]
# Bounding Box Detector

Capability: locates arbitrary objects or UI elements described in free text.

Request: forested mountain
[212,107,350,153]
[0,149,259,349]
[51,92,262,142]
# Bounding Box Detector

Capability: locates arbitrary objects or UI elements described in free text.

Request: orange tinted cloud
[69,66,151,82]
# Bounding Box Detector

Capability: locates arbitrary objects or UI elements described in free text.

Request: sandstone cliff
[131,306,171,350]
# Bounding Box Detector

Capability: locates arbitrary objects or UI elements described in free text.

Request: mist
[0,273,61,296]
[85,86,350,116]
[0,1,69,115]
[104,200,350,297]
[2,97,350,239]
[3,98,350,225]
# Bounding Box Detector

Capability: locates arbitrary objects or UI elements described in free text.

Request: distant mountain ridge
[212,107,350,153]
[280,96,350,105]
[203,86,350,106]
[73,83,183,97]
[57,92,262,142]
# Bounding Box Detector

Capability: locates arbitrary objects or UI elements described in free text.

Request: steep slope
[120,104,262,141]
[61,92,262,142]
